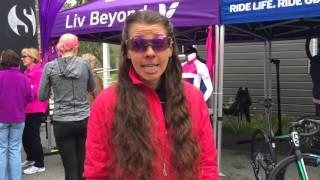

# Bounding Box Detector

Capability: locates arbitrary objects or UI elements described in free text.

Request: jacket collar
[129,66,144,86]
[25,63,39,73]
[129,66,163,90]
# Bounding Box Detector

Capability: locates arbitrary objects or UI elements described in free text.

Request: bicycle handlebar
[290,115,320,137]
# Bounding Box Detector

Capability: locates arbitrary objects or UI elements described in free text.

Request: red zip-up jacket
[84,69,219,180]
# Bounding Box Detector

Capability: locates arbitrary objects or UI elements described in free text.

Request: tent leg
[217,119,226,176]
[264,41,273,137]
[213,25,220,143]
[217,24,226,177]
[103,43,111,88]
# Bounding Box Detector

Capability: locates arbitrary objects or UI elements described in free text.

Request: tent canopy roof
[225,18,320,43]
[50,0,320,44]
[221,0,320,42]
[51,0,219,44]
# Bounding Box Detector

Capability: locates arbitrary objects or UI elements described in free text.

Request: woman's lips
[142,64,160,73]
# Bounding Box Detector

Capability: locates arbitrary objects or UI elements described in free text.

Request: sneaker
[23,166,45,175]
[21,160,35,168]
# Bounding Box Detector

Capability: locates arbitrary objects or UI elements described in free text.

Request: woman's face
[127,23,173,89]
[22,55,35,68]
[90,59,97,69]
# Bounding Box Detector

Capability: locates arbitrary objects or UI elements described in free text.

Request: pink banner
[205,25,215,79]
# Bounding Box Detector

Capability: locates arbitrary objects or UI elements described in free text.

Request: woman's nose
[145,46,156,57]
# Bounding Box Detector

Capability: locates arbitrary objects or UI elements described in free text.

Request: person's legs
[22,116,33,162]
[24,113,45,168]
[0,123,9,180]
[54,121,80,180]
[7,122,24,180]
[75,119,87,180]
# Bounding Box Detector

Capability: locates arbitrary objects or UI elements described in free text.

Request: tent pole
[103,43,111,88]
[264,41,273,137]
[213,25,219,146]
[268,41,272,106]
[263,42,268,132]
[217,24,226,177]
[264,41,268,101]
[268,41,273,136]
[270,58,282,135]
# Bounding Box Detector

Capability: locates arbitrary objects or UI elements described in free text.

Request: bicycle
[268,116,320,180]
[251,115,320,180]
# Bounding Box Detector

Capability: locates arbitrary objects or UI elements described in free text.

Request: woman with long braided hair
[84,10,219,180]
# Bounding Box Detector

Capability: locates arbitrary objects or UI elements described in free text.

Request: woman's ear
[168,46,173,58]
[127,51,131,60]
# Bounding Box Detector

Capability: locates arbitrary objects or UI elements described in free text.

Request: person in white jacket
[181,47,213,101]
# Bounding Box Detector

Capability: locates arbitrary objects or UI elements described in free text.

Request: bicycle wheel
[268,154,320,180]
[251,129,276,180]
[300,135,319,153]
[296,116,320,153]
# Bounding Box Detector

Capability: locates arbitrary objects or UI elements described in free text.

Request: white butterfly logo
[159,2,179,18]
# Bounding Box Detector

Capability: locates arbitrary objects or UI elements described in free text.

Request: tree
[63,0,120,70]
[78,41,103,67]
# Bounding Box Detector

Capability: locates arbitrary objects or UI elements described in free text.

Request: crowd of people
[0,10,219,180]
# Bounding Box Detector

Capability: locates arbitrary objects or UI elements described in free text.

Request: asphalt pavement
[22,124,255,180]
[22,149,255,180]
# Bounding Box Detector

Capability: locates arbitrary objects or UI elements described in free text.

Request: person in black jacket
[305,37,320,116]
[305,36,320,151]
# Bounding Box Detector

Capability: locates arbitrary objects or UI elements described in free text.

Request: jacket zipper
[162,160,167,176]
[162,130,168,177]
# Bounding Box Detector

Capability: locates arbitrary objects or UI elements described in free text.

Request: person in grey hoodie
[38,33,95,180]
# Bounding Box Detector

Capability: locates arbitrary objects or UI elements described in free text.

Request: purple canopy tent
[39,0,66,64]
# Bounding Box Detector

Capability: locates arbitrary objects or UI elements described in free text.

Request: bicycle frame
[261,129,312,179]
[290,129,309,180]
[252,116,320,180]
[268,130,310,180]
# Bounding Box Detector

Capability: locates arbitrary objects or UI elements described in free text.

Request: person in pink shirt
[21,48,48,175]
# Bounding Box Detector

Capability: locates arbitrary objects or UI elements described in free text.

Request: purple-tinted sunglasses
[126,36,172,52]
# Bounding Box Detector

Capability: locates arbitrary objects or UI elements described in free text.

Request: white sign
[229,0,320,13]
[65,2,180,29]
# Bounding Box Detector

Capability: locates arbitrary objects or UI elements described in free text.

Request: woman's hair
[110,10,199,180]
[82,53,97,63]
[56,33,79,55]
[0,49,21,69]
[82,53,98,68]
[21,48,39,63]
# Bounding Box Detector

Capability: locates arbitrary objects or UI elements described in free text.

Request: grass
[222,113,299,136]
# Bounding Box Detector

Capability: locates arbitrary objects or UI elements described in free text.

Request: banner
[206,26,215,79]
[51,0,219,37]
[0,0,38,54]
[221,0,320,24]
